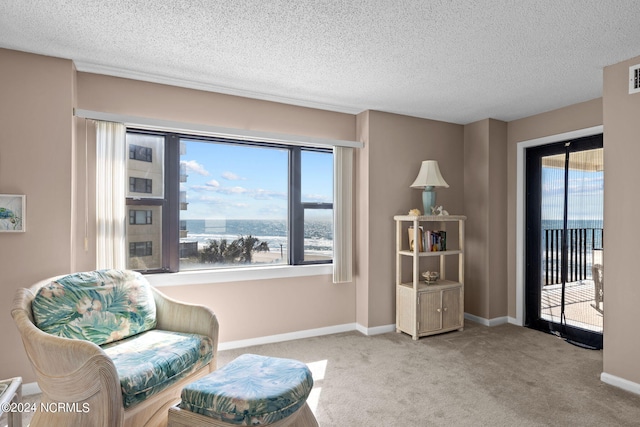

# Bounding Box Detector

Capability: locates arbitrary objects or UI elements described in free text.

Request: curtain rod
[74,108,363,149]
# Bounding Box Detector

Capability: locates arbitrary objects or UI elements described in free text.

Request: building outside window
[126,133,165,270]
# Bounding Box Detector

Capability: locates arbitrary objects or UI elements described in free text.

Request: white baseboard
[219,322,401,351]
[218,323,358,351]
[508,316,521,326]
[601,372,640,396]
[464,312,509,327]
[356,323,397,336]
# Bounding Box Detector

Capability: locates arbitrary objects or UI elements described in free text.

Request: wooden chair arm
[151,287,219,365]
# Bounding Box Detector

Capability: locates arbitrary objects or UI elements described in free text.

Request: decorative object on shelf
[0,194,25,232]
[421,271,439,284]
[408,226,424,251]
[430,205,449,216]
[410,160,449,215]
[408,208,422,216]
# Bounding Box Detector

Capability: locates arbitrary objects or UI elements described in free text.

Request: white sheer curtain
[333,146,354,283]
[96,121,127,269]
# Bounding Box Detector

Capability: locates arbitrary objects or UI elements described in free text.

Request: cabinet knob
[443,307,448,312]
[436,308,441,313]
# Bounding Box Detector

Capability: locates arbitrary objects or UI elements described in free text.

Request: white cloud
[197,195,224,204]
[253,189,287,200]
[187,182,287,202]
[188,180,221,192]
[182,160,209,176]
[222,171,243,181]
[302,193,331,203]
[229,186,247,194]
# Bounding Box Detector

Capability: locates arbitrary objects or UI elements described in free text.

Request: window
[129,241,152,257]
[129,177,152,194]
[125,130,333,273]
[129,144,153,162]
[129,209,152,225]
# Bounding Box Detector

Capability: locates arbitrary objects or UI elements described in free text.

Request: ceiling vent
[629,64,640,94]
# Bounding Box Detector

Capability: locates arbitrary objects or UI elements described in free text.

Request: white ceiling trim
[74,108,363,149]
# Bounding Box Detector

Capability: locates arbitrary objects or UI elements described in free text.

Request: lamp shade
[410,160,449,189]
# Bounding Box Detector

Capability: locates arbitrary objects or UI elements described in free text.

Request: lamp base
[422,186,436,215]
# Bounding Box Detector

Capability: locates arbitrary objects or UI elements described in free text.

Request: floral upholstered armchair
[12,269,219,427]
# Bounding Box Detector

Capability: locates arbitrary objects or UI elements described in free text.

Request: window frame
[125,129,333,274]
[288,146,334,265]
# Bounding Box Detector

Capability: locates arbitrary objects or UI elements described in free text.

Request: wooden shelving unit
[394,215,466,340]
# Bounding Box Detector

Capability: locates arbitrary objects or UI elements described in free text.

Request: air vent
[629,64,640,94]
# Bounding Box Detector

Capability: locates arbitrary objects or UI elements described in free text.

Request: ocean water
[182,219,333,256]
[541,219,603,230]
[541,219,603,248]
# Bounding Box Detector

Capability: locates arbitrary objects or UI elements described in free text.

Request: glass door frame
[524,133,603,348]
[515,126,603,326]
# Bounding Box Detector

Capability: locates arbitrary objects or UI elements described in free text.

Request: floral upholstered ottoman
[168,354,318,427]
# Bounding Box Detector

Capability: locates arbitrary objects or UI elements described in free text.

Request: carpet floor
[6,321,640,426]
[219,322,639,426]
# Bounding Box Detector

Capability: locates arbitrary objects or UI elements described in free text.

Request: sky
[180,139,333,220]
[541,167,604,223]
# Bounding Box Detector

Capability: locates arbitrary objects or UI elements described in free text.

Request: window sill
[147,263,333,288]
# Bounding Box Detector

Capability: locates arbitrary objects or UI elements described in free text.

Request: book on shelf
[425,230,447,252]
[408,227,447,252]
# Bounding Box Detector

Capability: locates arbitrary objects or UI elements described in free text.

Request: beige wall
[357,111,464,328]
[487,120,508,319]
[506,98,603,318]
[602,55,640,384]
[158,274,355,342]
[464,120,489,316]
[0,49,76,381]
[355,111,371,328]
[464,119,508,320]
[77,73,355,141]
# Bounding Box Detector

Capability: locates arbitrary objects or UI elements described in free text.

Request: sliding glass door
[525,134,603,349]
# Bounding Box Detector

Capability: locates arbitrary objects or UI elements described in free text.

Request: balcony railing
[543,227,603,286]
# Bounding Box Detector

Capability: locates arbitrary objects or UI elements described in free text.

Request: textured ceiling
[2,1,640,124]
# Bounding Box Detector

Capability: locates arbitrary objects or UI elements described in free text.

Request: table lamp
[410,160,449,214]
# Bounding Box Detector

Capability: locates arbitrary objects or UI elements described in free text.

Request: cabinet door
[442,287,462,330]
[418,291,441,333]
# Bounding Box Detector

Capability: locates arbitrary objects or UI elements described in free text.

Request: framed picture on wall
[0,194,25,232]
